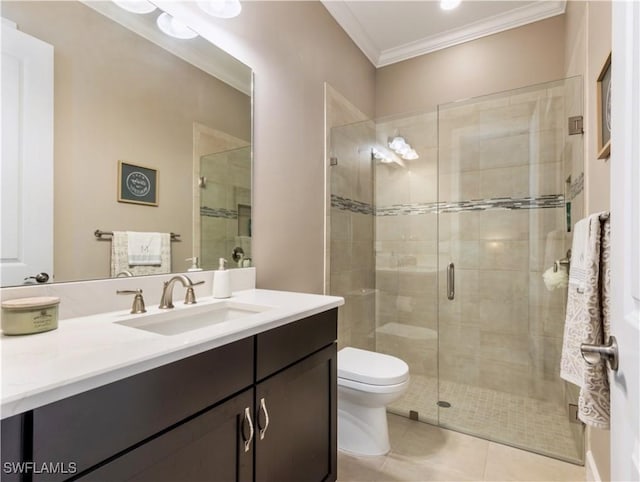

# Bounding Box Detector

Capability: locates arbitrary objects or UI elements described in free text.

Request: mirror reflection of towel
[127,231,163,266]
[110,231,171,277]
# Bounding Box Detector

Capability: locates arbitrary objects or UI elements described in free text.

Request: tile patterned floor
[388,374,583,464]
[338,414,586,482]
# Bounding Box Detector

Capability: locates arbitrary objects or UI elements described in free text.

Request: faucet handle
[117,289,147,314]
[184,280,205,305]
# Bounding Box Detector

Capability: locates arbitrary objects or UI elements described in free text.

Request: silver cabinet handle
[447,262,455,300]
[242,407,254,452]
[258,397,270,440]
[581,335,619,371]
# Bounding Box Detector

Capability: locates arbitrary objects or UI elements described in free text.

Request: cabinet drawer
[256,309,337,381]
[33,337,254,481]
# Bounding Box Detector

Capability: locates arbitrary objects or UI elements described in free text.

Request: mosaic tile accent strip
[569,172,584,200]
[376,195,565,216]
[331,195,374,215]
[200,206,238,219]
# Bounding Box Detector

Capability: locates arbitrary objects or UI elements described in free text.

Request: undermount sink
[115,301,272,336]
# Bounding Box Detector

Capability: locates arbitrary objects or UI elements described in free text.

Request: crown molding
[321,0,379,66]
[323,1,566,68]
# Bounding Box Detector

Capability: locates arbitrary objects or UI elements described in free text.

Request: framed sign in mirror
[118,161,158,206]
[597,53,611,160]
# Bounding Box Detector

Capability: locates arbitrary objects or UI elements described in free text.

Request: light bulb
[440,0,462,11]
[197,0,242,19]
[402,149,419,160]
[114,0,156,14]
[388,137,407,152]
[156,13,198,40]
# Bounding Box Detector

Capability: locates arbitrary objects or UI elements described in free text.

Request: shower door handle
[447,262,455,300]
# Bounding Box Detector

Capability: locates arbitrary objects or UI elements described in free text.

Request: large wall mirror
[1,0,253,287]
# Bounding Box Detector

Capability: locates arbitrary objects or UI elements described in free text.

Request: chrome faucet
[159,275,204,309]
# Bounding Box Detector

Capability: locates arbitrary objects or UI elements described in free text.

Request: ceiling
[321,0,566,67]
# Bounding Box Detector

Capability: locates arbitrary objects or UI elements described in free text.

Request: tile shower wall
[374,78,584,462]
[330,121,376,350]
[437,83,570,404]
[200,147,252,270]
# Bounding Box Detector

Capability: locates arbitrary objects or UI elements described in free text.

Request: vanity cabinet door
[1,413,26,482]
[33,337,253,481]
[254,344,337,482]
[78,388,254,482]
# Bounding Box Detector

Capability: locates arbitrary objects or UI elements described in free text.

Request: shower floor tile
[388,374,583,464]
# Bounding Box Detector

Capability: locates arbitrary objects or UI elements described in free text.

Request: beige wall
[376,15,566,118]
[564,1,612,480]
[3,1,251,282]
[197,2,377,293]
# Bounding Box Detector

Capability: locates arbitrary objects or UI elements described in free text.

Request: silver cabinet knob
[580,335,618,371]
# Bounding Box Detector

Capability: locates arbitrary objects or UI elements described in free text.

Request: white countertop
[1,289,343,419]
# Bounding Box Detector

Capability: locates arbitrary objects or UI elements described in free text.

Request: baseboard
[586,450,602,482]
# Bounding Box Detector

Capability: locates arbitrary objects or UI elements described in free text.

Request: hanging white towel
[110,231,171,277]
[127,231,163,266]
[560,212,611,429]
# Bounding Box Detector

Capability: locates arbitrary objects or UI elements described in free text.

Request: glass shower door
[199,146,252,270]
[374,112,440,425]
[436,78,584,463]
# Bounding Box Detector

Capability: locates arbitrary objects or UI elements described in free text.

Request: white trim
[322,1,566,68]
[378,0,566,66]
[585,450,602,482]
[321,1,380,66]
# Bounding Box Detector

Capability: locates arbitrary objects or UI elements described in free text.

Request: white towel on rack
[560,213,611,429]
[110,231,171,277]
[127,231,163,266]
[568,218,589,292]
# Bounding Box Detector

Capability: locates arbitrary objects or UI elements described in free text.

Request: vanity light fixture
[156,12,199,40]
[372,146,405,167]
[197,0,242,19]
[440,0,462,11]
[388,136,419,160]
[113,0,157,14]
[372,147,393,164]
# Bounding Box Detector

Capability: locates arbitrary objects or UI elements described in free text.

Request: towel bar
[94,230,180,241]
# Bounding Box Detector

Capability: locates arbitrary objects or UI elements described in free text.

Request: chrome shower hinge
[330,157,338,166]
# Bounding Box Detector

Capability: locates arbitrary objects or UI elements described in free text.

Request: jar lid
[1,296,60,310]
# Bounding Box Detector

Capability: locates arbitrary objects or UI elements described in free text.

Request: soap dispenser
[213,258,231,299]
[186,257,202,272]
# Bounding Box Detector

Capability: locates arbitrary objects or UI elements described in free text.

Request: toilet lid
[338,347,409,386]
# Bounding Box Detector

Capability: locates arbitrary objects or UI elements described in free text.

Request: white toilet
[337,347,410,456]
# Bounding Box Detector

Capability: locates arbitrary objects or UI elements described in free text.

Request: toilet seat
[338,347,409,386]
[338,377,409,394]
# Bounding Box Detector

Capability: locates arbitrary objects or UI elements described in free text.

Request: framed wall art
[597,53,612,160]
[118,160,158,206]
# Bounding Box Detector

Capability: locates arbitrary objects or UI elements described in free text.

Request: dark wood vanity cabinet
[255,345,337,482]
[1,308,337,482]
[78,389,254,482]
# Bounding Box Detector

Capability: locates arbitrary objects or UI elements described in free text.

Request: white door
[610,2,640,480]
[0,19,54,286]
